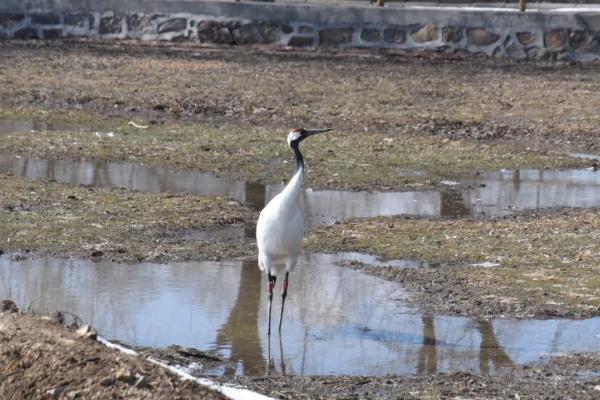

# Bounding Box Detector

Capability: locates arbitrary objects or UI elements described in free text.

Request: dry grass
[2,41,600,136]
[306,210,600,316]
[0,113,585,190]
[0,175,255,262]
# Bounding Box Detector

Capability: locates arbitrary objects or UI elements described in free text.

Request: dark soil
[0,307,226,399]
[340,260,600,319]
[220,354,600,400]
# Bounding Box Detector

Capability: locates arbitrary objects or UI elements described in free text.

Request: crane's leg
[267,273,276,335]
[278,272,289,332]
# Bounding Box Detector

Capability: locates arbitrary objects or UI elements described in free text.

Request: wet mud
[220,353,600,400]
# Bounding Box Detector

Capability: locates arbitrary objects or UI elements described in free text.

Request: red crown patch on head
[291,128,302,133]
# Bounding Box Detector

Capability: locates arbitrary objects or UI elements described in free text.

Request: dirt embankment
[223,360,600,400]
[0,304,225,400]
[3,304,600,400]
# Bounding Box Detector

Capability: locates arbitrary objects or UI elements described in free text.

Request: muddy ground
[2,39,600,398]
[0,306,225,399]
[221,354,600,400]
[306,208,600,319]
[3,307,600,400]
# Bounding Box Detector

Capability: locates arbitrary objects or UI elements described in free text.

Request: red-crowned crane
[256,128,332,335]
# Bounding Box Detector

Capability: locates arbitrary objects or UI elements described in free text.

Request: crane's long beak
[305,128,333,137]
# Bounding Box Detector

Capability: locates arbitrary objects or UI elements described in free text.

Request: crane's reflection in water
[213,260,265,376]
[1,254,599,376]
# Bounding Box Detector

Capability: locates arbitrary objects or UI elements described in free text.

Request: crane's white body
[256,169,304,277]
[256,127,331,334]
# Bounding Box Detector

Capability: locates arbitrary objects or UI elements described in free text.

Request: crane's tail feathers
[257,254,266,272]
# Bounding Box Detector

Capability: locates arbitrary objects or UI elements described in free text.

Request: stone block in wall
[197,20,233,44]
[288,36,314,47]
[232,24,257,44]
[569,31,588,50]
[319,28,353,46]
[197,20,219,41]
[258,23,285,43]
[0,13,24,29]
[383,28,405,44]
[535,47,569,61]
[128,14,155,34]
[361,28,380,42]
[43,29,62,39]
[100,14,123,34]
[232,23,283,44]
[525,47,541,59]
[504,37,524,59]
[226,20,241,31]
[158,18,187,34]
[467,28,499,46]
[65,14,91,27]
[299,26,313,34]
[218,27,234,44]
[433,45,451,53]
[442,26,462,43]
[516,32,536,46]
[14,27,39,39]
[585,37,600,54]
[544,29,568,49]
[31,14,60,25]
[411,24,437,43]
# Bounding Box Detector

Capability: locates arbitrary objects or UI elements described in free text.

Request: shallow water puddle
[0,119,81,135]
[1,253,599,376]
[470,168,600,215]
[0,155,444,226]
[2,155,600,227]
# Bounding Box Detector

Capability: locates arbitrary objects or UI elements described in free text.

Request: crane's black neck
[290,141,304,172]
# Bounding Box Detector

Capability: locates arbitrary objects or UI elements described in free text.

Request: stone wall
[1,0,600,60]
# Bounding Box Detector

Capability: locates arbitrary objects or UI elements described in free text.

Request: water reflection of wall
[2,255,600,376]
[265,184,442,227]
[0,155,446,227]
[0,156,249,202]
[4,156,600,225]
[464,169,600,215]
[0,257,240,348]
[0,120,57,134]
